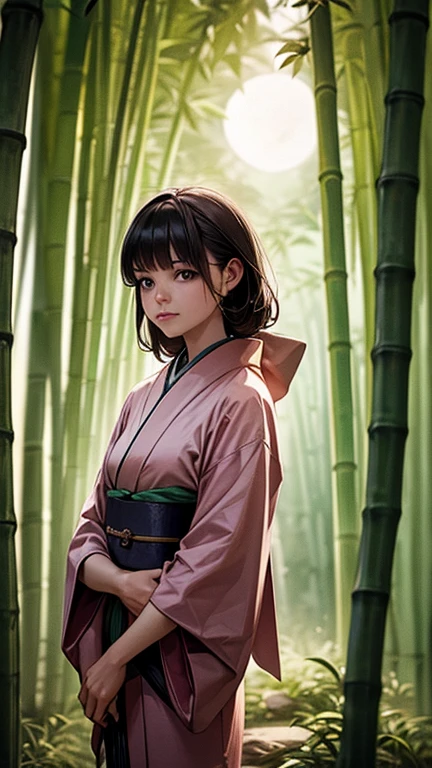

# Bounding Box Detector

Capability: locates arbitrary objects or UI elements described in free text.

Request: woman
[62,187,306,768]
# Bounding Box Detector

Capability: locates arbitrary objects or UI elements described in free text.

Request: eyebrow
[133,259,189,275]
[133,259,188,273]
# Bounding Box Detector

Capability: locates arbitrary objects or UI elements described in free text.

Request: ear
[222,258,244,295]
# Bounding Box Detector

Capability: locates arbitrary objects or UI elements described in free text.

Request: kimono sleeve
[61,391,134,674]
[151,423,283,732]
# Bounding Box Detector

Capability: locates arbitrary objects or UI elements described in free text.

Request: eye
[139,277,154,290]
[176,269,197,281]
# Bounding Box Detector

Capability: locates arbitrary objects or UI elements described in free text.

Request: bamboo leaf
[276,40,305,55]
[377,734,419,766]
[223,52,242,78]
[292,55,304,77]
[160,42,195,61]
[279,53,299,70]
[330,0,351,10]
[194,100,227,119]
[252,0,270,18]
[158,38,193,51]
[182,102,199,131]
[305,657,342,683]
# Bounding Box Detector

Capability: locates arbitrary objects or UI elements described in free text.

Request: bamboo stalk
[360,0,389,160]
[309,0,358,650]
[18,73,48,717]
[59,28,96,552]
[390,41,432,712]
[339,22,377,417]
[96,0,164,440]
[415,58,432,712]
[78,0,150,497]
[337,2,429,764]
[62,0,146,552]
[0,0,43,761]
[42,11,90,713]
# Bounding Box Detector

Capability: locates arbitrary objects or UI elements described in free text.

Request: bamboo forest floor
[20,655,432,767]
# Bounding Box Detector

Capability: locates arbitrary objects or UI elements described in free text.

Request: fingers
[79,682,118,728]
[148,568,162,579]
[107,698,119,722]
[79,685,99,724]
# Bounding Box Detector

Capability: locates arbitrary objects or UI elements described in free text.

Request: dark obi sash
[105,487,196,570]
[102,487,196,767]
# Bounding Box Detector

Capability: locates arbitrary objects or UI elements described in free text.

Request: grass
[245,647,432,767]
[21,698,93,768]
[19,649,432,767]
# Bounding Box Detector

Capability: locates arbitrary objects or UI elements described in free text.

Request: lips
[156,312,178,319]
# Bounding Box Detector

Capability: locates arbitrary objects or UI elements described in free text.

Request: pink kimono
[62,331,306,768]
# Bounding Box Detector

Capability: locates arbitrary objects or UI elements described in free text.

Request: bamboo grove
[0,1,43,763]
[0,0,431,765]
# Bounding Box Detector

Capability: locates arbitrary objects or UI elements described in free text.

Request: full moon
[223,73,316,173]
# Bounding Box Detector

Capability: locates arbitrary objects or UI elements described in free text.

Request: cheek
[139,289,151,312]
[194,282,217,308]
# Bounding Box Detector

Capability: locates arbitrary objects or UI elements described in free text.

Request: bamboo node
[367,421,408,437]
[351,587,390,601]
[0,427,14,443]
[333,460,357,472]
[376,172,419,190]
[314,82,337,98]
[389,9,430,28]
[1,1,44,24]
[374,263,415,280]
[328,340,351,352]
[0,330,14,347]
[318,167,343,183]
[324,267,347,280]
[370,343,412,361]
[361,504,402,519]
[385,89,425,108]
[0,127,26,149]
[0,228,17,246]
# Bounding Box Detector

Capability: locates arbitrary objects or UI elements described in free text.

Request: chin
[156,325,184,341]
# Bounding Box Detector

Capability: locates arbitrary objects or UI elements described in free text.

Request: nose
[154,281,171,304]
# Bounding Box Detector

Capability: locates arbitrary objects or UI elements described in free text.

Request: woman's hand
[79,651,126,727]
[116,568,162,616]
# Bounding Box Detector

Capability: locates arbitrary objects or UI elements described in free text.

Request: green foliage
[20,700,93,768]
[21,664,431,768]
[245,656,432,767]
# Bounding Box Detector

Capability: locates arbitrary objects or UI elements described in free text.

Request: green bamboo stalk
[62,0,146,547]
[337,2,429,764]
[42,10,89,713]
[96,0,165,441]
[390,45,432,712]
[54,28,95,593]
[0,0,43,762]
[309,0,358,650]
[156,51,199,189]
[415,62,432,711]
[19,74,48,718]
[77,0,151,498]
[302,295,335,626]
[359,0,389,160]
[339,22,377,417]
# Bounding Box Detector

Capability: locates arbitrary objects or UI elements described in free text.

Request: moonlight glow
[224,74,316,173]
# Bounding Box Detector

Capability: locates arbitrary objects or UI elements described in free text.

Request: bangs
[121,197,209,286]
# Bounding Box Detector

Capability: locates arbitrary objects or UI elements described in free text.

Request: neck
[182,313,227,361]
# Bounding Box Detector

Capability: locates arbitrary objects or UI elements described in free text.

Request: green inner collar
[164,335,235,393]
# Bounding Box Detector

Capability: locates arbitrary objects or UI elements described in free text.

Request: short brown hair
[121,186,279,361]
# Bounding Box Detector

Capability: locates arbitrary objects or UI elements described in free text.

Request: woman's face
[134,253,227,344]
